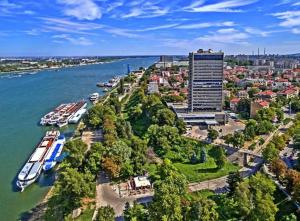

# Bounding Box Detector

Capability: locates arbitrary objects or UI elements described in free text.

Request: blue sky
[1,0,300,56]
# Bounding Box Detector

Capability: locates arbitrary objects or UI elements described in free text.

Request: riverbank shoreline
[0,59,123,75]
[20,61,152,221]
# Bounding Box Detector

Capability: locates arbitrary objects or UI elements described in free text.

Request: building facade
[188,49,224,112]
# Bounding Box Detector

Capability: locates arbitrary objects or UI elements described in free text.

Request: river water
[0,57,157,220]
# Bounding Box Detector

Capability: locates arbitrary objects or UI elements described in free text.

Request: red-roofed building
[278,87,299,99]
[230,98,241,112]
[250,100,270,117]
[255,90,276,101]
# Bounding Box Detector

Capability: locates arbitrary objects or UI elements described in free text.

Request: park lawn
[173,156,239,183]
[188,190,215,200]
[65,208,95,221]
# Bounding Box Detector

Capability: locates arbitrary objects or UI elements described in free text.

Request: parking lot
[185,119,245,141]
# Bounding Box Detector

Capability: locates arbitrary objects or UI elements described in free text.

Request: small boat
[68,108,87,124]
[57,120,68,128]
[43,135,66,171]
[89,93,99,102]
[97,82,105,87]
[103,88,109,92]
[16,130,60,191]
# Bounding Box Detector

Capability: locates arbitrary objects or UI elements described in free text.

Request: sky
[1,0,300,56]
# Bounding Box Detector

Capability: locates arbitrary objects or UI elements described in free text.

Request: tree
[276,108,284,122]
[200,146,207,163]
[152,108,176,126]
[271,135,286,150]
[64,139,88,168]
[224,134,233,147]
[212,146,226,169]
[292,183,300,202]
[262,143,279,162]
[118,78,125,95]
[255,108,276,122]
[124,201,149,221]
[102,156,121,178]
[129,136,147,174]
[149,161,187,221]
[233,173,278,221]
[236,98,251,118]
[231,131,245,148]
[281,214,297,221]
[176,118,186,134]
[270,159,287,180]
[96,206,115,221]
[189,198,219,221]
[256,120,275,135]
[207,129,219,142]
[244,119,257,141]
[227,172,243,196]
[285,169,300,192]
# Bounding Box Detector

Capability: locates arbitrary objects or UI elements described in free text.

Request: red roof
[258,101,269,107]
[276,78,289,82]
[230,98,241,104]
[257,90,275,96]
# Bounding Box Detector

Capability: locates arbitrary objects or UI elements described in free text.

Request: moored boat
[68,108,87,124]
[40,101,87,127]
[16,130,60,191]
[89,93,99,102]
[43,135,66,171]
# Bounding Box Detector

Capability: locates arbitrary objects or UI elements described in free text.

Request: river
[0,57,157,220]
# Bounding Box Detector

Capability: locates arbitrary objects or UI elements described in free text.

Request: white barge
[40,101,87,127]
[16,130,60,191]
[43,135,66,171]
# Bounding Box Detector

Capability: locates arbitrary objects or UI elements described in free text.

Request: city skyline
[1,0,300,56]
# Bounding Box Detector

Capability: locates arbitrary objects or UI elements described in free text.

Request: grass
[74,208,95,221]
[173,146,239,183]
[188,190,215,200]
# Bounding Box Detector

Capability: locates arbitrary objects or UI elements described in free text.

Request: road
[94,171,153,220]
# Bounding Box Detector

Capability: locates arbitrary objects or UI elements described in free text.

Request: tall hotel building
[188,49,224,112]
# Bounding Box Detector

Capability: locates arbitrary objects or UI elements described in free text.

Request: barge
[40,101,87,127]
[16,130,60,191]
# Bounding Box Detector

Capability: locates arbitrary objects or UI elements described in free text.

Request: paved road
[95,171,153,219]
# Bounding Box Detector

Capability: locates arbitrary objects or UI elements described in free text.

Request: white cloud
[24,10,35,15]
[106,1,123,12]
[57,0,101,20]
[120,1,169,18]
[52,34,93,45]
[197,28,249,44]
[40,17,103,35]
[24,29,39,36]
[244,27,272,37]
[292,27,300,33]
[105,27,140,38]
[176,21,235,29]
[137,23,179,31]
[184,0,258,13]
[272,10,300,34]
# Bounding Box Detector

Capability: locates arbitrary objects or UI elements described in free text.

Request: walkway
[81,130,103,151]
[94,171,153,219]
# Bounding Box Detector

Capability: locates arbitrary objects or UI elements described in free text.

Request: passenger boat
[40,101,87,127]
[89,93,99,102]
[97,82,105,87]
[68,108,87,124]
[16,130,60,191]
[43,135,66,171]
